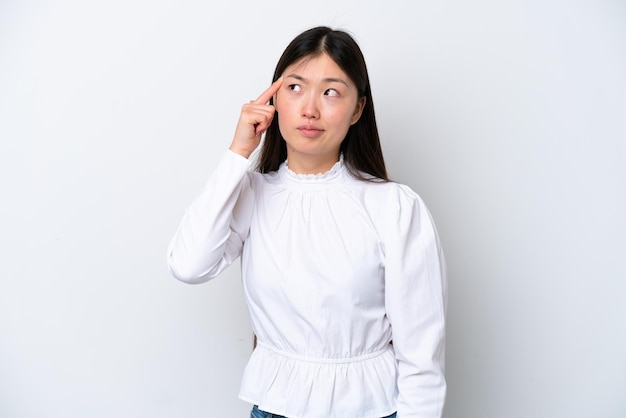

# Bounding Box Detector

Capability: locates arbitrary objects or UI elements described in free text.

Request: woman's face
[275,53,365,173]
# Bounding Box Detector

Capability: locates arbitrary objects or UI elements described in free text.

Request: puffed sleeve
[167,150,255,284]
[383,185,447,418]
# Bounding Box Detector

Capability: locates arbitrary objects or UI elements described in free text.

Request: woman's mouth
[297,125,324,138]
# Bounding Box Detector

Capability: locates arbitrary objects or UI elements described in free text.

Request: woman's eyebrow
[285,73,349,87]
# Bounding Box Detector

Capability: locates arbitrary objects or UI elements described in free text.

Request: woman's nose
[301,95,320,119]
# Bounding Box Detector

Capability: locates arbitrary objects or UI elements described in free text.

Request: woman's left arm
[384,185,448,418]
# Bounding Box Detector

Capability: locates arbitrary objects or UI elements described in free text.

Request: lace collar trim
[280,155,345,183]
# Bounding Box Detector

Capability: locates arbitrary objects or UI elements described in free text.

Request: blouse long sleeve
[383,185,448,418]
[167,150,254,284]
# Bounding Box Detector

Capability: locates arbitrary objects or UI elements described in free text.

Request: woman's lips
[297,125,324,138]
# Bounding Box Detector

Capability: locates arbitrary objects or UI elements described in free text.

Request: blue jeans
[251,405,397,418]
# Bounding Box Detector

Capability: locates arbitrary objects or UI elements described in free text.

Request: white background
[1,1,624,417]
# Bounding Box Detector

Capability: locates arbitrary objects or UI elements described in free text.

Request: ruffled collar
[280,155,345,184]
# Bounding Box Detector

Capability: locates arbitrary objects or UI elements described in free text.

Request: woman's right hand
[229,77,283,158]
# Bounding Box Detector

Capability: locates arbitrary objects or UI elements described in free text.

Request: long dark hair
[256,26,388,182]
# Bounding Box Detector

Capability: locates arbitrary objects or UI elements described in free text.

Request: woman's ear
[350,97,366,125]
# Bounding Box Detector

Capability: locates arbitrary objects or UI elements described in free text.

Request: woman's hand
[229,77,283,158]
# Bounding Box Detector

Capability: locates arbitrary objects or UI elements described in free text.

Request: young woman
[167,26,447,418]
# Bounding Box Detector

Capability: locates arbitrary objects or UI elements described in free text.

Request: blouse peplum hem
[239,342,398,418]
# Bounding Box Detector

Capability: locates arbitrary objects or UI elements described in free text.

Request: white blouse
[167,150,447,418]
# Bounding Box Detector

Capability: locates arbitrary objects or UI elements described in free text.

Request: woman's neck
[285,150,340,175]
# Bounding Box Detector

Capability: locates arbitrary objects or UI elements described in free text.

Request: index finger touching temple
[253,77,283,105]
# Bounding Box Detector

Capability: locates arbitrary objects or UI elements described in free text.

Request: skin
[229,53,366,174]
[229,77,283,159]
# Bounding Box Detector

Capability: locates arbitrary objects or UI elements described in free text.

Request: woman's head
[257,26,388,181]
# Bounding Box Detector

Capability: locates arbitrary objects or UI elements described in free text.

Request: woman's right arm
[167,78,283,284]
[166,151,254,284]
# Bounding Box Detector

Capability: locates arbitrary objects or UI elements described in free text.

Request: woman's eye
[288,84,302,92]
[324,88,339,97]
